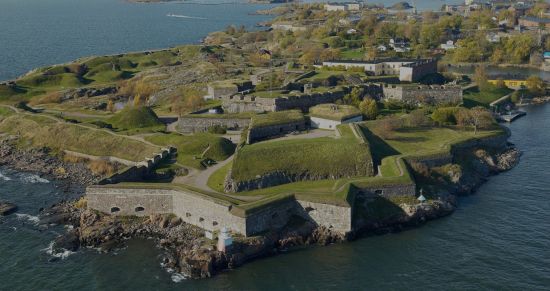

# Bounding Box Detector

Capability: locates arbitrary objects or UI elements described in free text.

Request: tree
[133,94,142,107]
[343,87,363,107]
[495,78,507,89]
[456,107,494,134]
[526,75,546,96]
[473,65,489,91]
[106,100,115,113]
[172,88,205,116]
[431,107,458,126]
[359,98,378,120]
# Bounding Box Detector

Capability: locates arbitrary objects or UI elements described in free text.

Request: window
[110,207,120,213]
[199,217,205,222]
[213,221,218,226]
[375,190,383,195]
[135,206,145,212]
[186,212,191,217]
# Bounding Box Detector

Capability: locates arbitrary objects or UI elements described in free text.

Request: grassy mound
[0,115,158,162]
[231,126,374,184]
[463,85,513,108]
[145,133,236,169]
[250,110,305,128]
[107,106,163,130]
[18,73,85,88]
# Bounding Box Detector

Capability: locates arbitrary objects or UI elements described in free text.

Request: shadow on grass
[359,126,400,165]
[391,136,428,143]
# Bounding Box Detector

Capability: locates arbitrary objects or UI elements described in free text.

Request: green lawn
[145,133,235,169]
[0,114,159,161]
[463,85,513,108]
[250,110,305,128]
[207,160,232,193]
[340,48,366,60]
[230,124,374,184]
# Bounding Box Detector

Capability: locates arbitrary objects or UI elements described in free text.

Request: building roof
[309,104,361,121]
[520,16,550,24]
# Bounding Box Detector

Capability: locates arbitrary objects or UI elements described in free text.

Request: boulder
[0,201,17,216]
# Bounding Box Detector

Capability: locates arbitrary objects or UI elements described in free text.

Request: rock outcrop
[0,201,17,216]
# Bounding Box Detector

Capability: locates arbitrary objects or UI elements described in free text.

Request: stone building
[309,104,363,130]
[382,84,463,105]
[320,58,437,82]
[206,80,253,100]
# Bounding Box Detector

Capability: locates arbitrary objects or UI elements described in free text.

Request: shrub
[30,91,63,105]
[90,120,113,129]
[431,107,459,126]
[88,160,116,176]
[207,125,227,134]
[63,153,88,163]
[74,197,88,209]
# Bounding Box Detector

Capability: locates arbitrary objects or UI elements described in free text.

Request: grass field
[463,85,513,108]
[230,124,374,183]
[107,106,165,132]
[145,133,235,169]
[0,114,159,161]
[0,45,202,102]
[250,110,305,128]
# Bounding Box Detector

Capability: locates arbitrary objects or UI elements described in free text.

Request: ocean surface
[1,104,549,290]
[0,0,463,82]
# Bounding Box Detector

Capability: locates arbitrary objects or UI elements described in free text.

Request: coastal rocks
[0,137,101,190]
[61,86,117,101]
[0,201,17,216]
[495,147,521,171]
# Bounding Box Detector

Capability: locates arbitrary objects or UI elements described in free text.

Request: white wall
[310,115,362,130]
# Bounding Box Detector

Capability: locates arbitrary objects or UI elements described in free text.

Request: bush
[431,107,460,125]
[90,120,113,129]
[207,125,227,134]
[88,160,116,176]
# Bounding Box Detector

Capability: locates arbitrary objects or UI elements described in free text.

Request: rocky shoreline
[0,135,521,280]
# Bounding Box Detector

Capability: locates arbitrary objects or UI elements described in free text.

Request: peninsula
[3,0,547,279]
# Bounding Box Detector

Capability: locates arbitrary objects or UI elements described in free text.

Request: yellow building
[488,79,527,89]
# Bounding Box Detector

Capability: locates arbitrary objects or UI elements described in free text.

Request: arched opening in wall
[279,127,283,133]
[213,221,218,226]
[374,190,383,195]
[135,206,145,212]
[186,212,191,217]
[199,217,205,222]
[305,206,315,213]
[271,213,279,219]
[295,125,299,130]
[110,207,120,213]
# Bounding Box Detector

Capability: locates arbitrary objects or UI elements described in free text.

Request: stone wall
[221,87,354,114]
[86,186,355,237]
[86,187,174,216]
[296,200,352,233]
[399,59,437,82]
[357,183,416,199]
[247,120,307,143]
[383,84,463,105]
[176,117,251,133]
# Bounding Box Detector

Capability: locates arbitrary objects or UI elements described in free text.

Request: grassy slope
[463,85,513,108]
[107,106,164,131]
[0,114,158,161]
[145,133,235,169]
[231,124,373,183]
[250,110,305,128]
[0,46,202,102]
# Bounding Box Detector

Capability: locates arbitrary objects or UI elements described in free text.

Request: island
[4,0,548,279]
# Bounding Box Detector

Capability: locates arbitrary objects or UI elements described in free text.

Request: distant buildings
[324,2,361,12]
[519,16,550,29]
[321,58,437,82]
[440,40,457,50]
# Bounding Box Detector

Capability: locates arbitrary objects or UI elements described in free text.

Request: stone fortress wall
[86,186,354,236]
[382,84,463,105]
[247,120,307,144]
[86,108,510,238]
[176,117,250,133]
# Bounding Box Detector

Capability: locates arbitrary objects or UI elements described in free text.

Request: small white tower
[217,227,233,253]
[417,188,427,204]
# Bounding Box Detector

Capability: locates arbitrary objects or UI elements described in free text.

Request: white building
[440,40,457,50]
